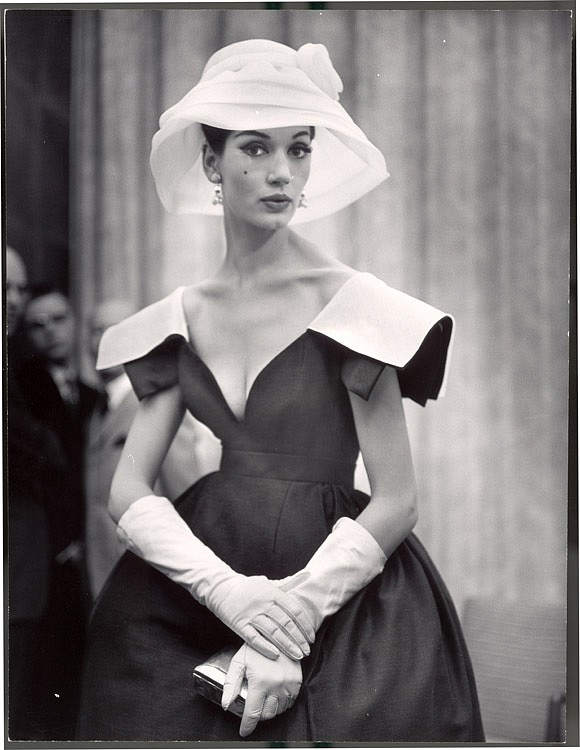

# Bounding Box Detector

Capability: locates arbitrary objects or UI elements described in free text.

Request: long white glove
[117,495,315,660]
[276,516,387,632]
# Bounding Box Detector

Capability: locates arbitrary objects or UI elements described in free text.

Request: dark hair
[201,123,316,155]
[201,124,231,155]
[28,283,69,303]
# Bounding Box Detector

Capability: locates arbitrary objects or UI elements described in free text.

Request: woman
[78,39,483,742]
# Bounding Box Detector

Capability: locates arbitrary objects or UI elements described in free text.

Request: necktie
[52,368,78,406]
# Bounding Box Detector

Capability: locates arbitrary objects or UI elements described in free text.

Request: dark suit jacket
[7,342,68,620]
[16,359,98,556]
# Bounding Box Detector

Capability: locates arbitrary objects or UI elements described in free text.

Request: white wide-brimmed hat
[150,39,389,223]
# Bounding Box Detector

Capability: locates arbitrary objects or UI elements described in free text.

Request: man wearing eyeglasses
[18,284,98,739]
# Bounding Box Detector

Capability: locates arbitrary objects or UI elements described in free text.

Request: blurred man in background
[6,248,67,739]
[7,246,28,339]
[85,299,222,601]
[19,285,98,739]
[24,286,98,559]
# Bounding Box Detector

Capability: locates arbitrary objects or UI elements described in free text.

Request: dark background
[5,9,72,292]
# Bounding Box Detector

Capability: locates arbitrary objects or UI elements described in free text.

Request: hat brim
[149,60,389,223]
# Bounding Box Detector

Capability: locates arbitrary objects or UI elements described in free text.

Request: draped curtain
[70,8,572,612]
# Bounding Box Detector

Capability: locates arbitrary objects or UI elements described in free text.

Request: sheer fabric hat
[150,39,389,223]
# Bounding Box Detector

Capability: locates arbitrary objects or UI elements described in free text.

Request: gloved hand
[222,643,302,737]
[276,516,387,631]
[117,495,315,660]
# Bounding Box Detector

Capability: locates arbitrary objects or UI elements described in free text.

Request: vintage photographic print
[4,2,574,745]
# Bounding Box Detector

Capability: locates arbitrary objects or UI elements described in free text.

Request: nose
[267,150,292,186]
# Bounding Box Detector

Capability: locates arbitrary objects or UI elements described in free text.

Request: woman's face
[215,126,312,230]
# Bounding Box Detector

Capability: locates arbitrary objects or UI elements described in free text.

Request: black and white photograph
[4,3,574,745]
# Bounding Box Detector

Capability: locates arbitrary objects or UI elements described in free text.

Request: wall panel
[69,8,572,612]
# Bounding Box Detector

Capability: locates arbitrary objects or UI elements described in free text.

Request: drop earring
[210,173,223,206]
[298,192,308,209]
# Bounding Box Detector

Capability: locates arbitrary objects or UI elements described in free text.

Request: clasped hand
[206,574,315,660]
[223,643,302,737]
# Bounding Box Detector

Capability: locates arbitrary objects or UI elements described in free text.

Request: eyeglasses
[27,312,70,331]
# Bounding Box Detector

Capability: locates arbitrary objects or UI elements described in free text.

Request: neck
[221,218,294,283]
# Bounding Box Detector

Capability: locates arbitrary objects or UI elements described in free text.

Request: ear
[202,143,220,182]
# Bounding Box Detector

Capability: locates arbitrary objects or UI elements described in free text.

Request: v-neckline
[178,272,361,423]
[183,333,307,424]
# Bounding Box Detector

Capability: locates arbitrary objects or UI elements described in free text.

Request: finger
[265,592,316,645]
[278,694,293,715]
[242,627,281,661]
[261,694,279,721]
[239,691,266,737]
[222,652,246,711]
[254,603,316,658]
[275,596,316,643]
[269,606,314,653]
[252,616,306,660]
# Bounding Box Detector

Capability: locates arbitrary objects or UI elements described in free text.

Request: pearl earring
[212,185,223,206]
[298,192,308,209]
[210,173,223,206]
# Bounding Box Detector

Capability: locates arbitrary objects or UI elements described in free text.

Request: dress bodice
[97,271,454,486]
[180,331,361,476]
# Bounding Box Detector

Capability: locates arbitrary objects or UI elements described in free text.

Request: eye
[289,142,312,159]
[242,142,267,157]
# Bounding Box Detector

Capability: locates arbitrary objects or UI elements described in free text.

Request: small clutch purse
[193,647,247,717]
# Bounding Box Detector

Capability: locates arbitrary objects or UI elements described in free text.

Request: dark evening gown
[78,273,483,742]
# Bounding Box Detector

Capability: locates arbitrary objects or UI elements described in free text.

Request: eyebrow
[234,130,311,140]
